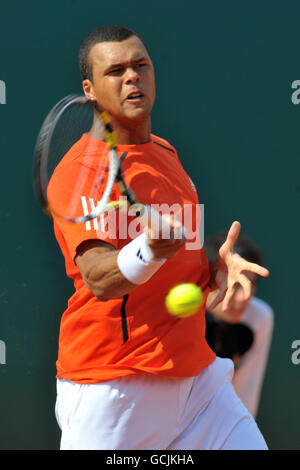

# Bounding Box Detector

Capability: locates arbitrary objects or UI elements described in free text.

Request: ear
[82,79,96,101]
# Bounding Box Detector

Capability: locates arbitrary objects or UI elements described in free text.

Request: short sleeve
[48,157,119,262]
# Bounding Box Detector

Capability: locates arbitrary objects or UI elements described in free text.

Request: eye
[107,67,123,76]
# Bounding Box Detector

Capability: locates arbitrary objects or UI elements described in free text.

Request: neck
[88,113,151,145]
[114,117,151,144]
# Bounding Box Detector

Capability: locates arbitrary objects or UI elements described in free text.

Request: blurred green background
[0,0,299,450]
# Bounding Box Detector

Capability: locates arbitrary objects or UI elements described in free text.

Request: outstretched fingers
[243,260,270,278]
[207,289,226,311]
[219,221,241,258]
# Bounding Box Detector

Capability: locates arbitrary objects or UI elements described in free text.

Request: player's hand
[145,213,186,260]
[207,221,270,312]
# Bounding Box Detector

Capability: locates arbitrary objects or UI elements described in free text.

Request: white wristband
[117,233,166,285]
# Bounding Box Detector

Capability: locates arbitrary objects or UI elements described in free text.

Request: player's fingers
[146,230,185,259]
[161,213,175,225]
[237,273,252,301]
[221,279,236,312]
[219,221,241,257]
[243,260,270,278]
[152,242,185,259]
[146,212,184,240]
[147,234,185,248]
[221,272,253,312]
[207,289,226,311]
[221,294,232,312]
[161,213,186,240]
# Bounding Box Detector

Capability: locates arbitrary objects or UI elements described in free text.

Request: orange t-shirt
[48,133,216,383]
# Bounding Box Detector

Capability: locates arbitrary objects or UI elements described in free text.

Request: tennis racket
[33,94,185,244]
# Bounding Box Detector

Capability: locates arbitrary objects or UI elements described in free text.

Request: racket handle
[144,205,187,240]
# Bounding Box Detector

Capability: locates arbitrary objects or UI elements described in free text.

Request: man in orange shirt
[52,25,270,450]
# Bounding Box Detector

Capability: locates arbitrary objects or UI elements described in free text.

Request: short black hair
[203,232,264,267]
[78,25,149,82]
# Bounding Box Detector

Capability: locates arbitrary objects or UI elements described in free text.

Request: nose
[124,67,141,84]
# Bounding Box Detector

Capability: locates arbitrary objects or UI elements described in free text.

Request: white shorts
[55,357,268,450]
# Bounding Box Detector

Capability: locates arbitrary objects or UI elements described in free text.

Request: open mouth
[126,91,145,101]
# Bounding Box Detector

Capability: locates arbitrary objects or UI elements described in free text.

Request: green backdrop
[0,0,299,450]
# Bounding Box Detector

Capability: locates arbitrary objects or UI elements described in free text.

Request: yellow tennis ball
[165,283,203,318]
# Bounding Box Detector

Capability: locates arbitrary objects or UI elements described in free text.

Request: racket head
[33,94,185,243]
[33,94,121,223]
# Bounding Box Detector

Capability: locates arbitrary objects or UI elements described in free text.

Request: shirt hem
[56,353,216,384]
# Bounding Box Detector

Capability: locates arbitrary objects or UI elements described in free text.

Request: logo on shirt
[136,248,147,264]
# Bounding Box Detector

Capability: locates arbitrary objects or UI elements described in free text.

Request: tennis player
[51,25,270,450]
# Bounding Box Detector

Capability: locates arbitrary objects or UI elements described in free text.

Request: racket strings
[45,101,115,221]
[35,95,127,223]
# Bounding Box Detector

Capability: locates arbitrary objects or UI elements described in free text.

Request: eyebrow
[105,56,149,71]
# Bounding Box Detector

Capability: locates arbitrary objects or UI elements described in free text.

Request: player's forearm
[77,233,184,302]
[82,250,137,301]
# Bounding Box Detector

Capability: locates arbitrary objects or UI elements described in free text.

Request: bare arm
[75,240,137,301]
[75,222,185,301]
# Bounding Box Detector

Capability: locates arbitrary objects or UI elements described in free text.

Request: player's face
[209,271,257,323]
[83,36,156,126]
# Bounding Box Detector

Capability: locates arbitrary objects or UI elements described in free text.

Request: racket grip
[144,205,187,240]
